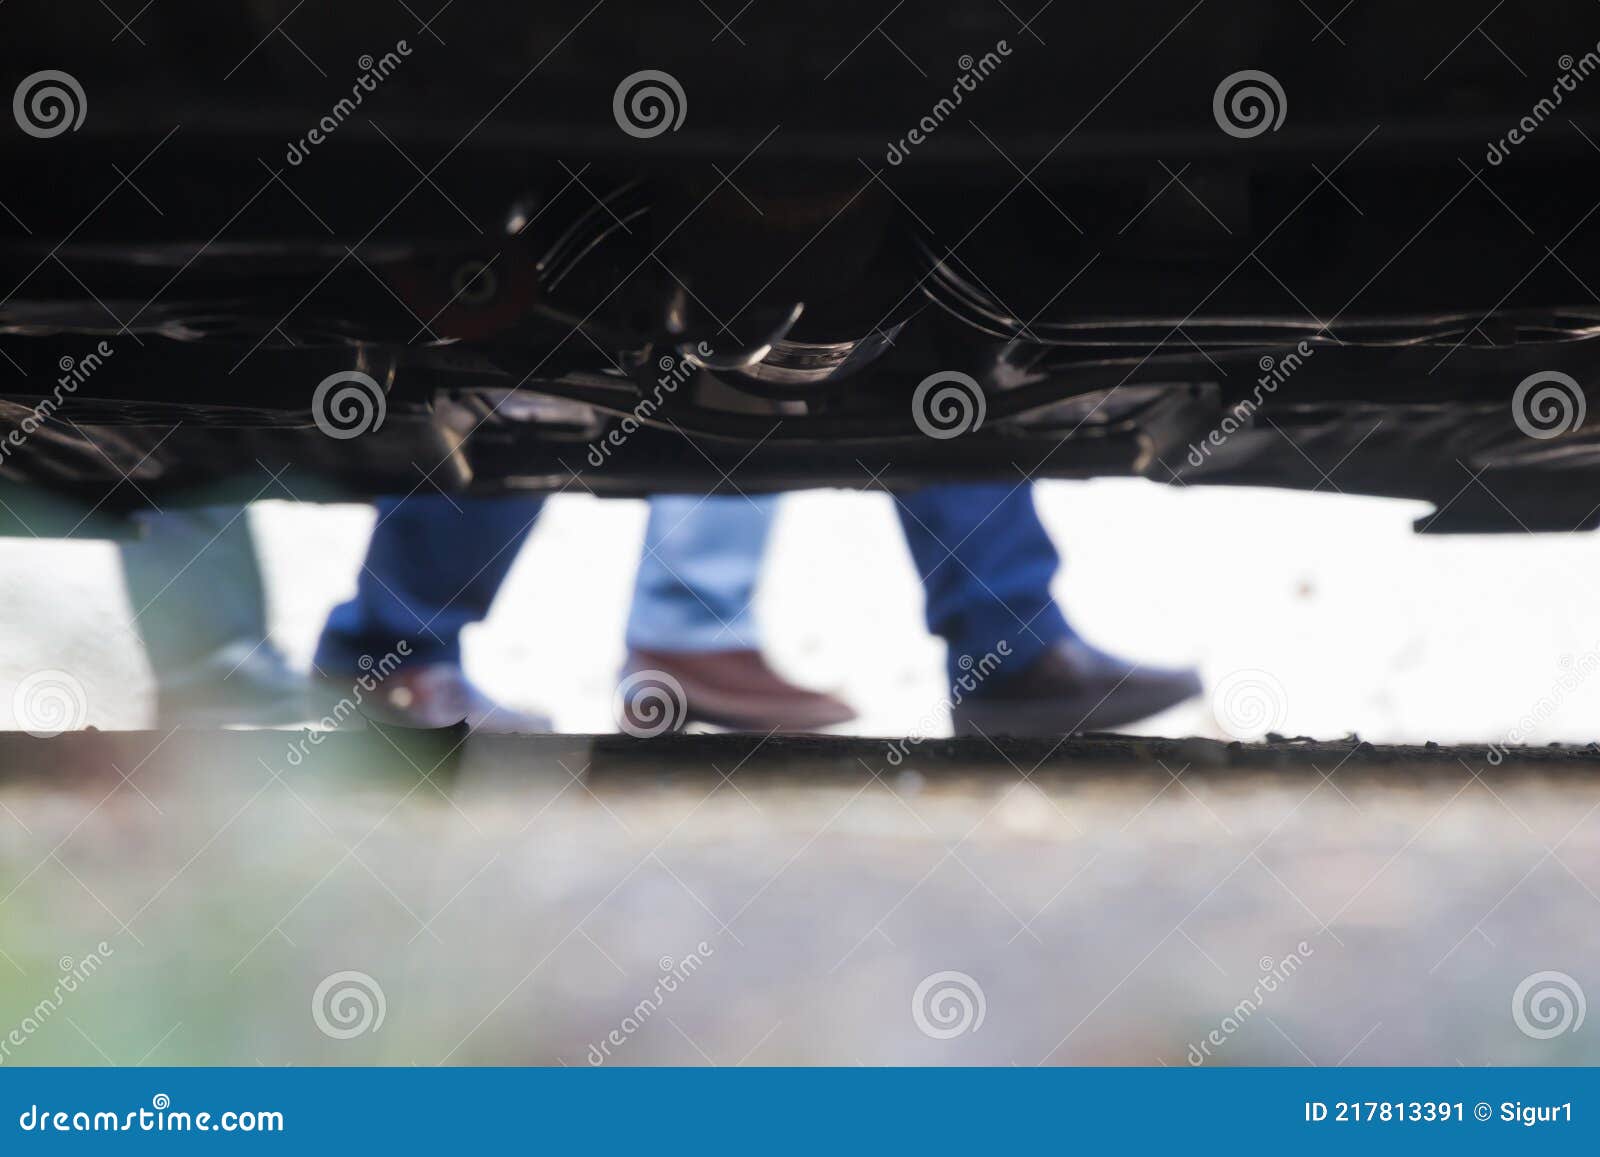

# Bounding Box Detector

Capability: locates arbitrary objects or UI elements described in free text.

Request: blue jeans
[315,486,1070,688]
[894,483,1071,685]
[314,493,544,674]
[625,494,780,652]
[120,505,273,676]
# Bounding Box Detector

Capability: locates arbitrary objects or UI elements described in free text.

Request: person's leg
[120,505,306,726]
[314,492,543,674]
[121,506,269,670]
[625,494,776,652]
[617,494,854,732]
[893,483,1071,685]
[314,492,548,731]
[893,482,1200,734]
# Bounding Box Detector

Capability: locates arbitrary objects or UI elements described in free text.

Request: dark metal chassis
[6,1,1600,534]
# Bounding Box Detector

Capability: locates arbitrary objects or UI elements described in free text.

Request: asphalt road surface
[0,732,1596,1066]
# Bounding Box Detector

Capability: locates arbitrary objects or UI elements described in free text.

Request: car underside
[4,1,1600,533]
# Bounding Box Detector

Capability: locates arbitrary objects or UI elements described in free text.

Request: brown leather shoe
[320,662,551,733]
[951,637,1201,737]
[618,649,856,734]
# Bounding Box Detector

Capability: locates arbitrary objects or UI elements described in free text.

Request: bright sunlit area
[3,478,1596,746]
